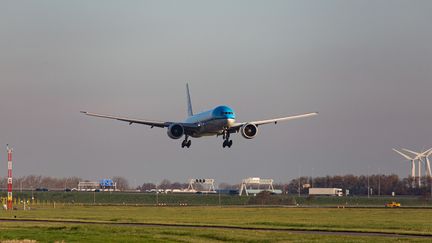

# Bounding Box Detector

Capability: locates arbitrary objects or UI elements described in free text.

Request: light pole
[378,168,381,196]
[156,182,159,206]
[311,167,314,188]
[298,165,301,197]
[367,173,370,198]
[298,178,301,197]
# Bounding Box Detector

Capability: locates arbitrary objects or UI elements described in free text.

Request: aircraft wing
[81,111,172,128]
[229,112,318,132]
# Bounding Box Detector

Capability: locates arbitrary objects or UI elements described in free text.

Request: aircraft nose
[227,119,235,127]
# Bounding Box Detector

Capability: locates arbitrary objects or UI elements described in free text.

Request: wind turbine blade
[393,149,414,160]
[427,157,432,177]
[426,148,432,156]
[402,148,421,156]
[419,148,432,157]
[402,148,429,160]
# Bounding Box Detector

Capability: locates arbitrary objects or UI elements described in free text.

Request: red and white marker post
[7,145,13,210]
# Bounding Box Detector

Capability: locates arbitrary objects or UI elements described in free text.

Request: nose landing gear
[222,139,232,148]
[181,136,191,148]
[222,130,233,148]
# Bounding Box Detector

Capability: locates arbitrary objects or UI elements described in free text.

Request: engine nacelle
[241,123,258,139]
[167,124,184,139]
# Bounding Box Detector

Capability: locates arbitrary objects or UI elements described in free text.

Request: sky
[0,1,431,185]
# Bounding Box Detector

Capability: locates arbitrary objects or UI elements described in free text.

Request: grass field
[1,205,432,242]
[2,191,432,207]
[1,221,419,243]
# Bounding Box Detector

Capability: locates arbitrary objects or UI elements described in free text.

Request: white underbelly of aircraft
[191,118,234,138]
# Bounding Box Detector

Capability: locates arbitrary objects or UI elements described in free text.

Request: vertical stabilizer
[186,83,193,117]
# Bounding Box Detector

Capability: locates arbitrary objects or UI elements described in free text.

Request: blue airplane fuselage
[184,105,236,137]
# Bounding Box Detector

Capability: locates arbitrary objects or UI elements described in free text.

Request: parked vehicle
[385,202,401,208]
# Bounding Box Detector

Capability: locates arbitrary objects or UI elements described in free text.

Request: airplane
[81,84,317,148]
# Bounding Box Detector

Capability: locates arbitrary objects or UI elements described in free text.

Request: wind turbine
[403,148,432,178]
[393,148,416,180]
[426,149,432,177]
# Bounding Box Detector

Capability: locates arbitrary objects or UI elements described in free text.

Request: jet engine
[241,123,258,139]
[167,124,184,139]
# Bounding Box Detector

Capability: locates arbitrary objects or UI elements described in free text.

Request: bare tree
[158,179,171,189]
[112,176,130,191]
[137,183,156,191]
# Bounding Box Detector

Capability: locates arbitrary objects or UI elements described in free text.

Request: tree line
[221,174,432,196]
[0,175,130,191]
[1,174,432,196]
[283,174,432,196]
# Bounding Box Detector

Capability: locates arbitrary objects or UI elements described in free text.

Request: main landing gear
[222,130,233,148]
[181,136,191,148]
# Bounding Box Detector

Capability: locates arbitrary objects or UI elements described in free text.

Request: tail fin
[186,83,193,116]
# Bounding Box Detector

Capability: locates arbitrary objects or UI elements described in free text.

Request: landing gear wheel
[222,139,232,148]
[181,136,191,148]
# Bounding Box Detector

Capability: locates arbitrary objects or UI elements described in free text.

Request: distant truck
[309,188,343,196]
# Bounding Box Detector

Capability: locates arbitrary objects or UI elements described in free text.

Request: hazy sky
[1,1,431,185]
